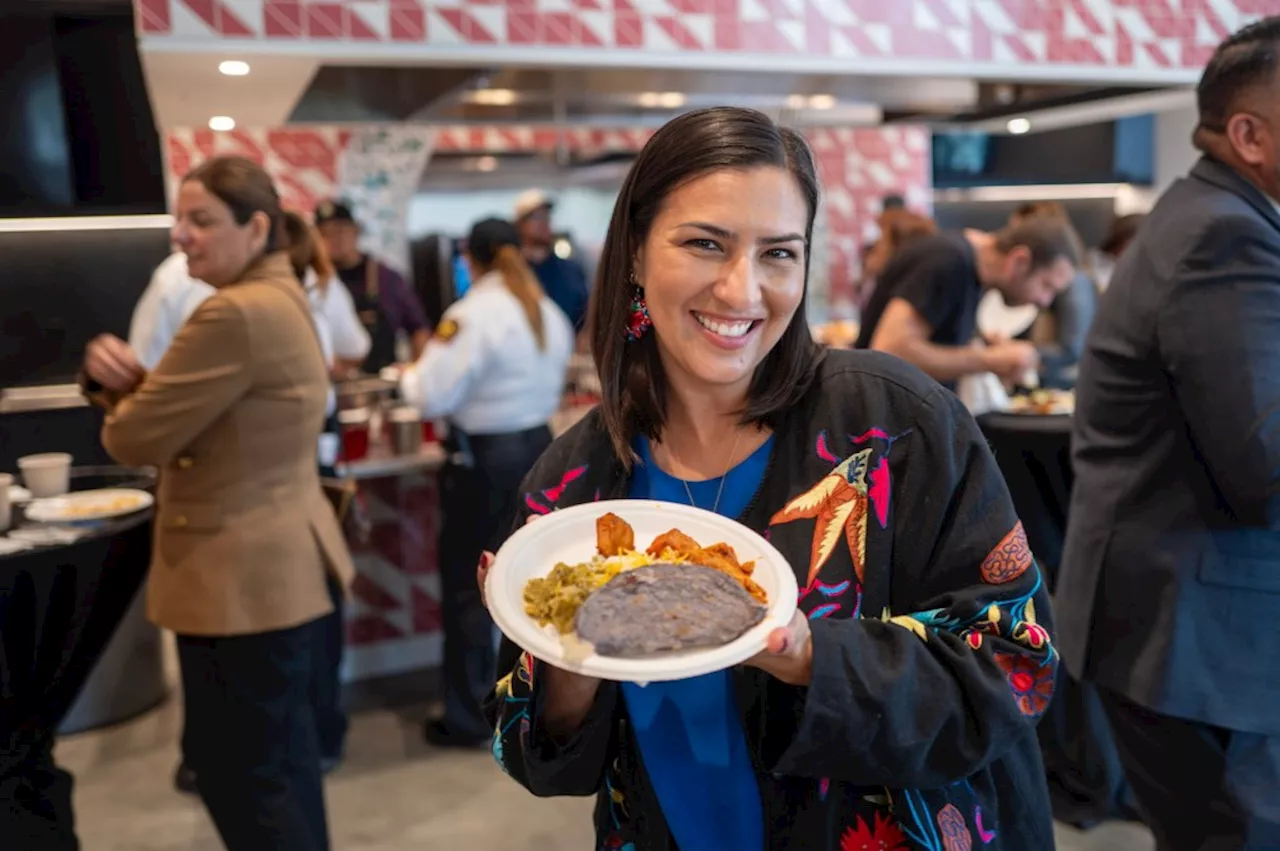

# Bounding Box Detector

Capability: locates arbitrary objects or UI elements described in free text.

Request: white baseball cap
[514,189,554,222]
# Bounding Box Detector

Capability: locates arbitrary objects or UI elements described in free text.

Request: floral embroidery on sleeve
[980,521,1032,584]
[936,803,973,851]
[490,655,536,776]
[993,653,1054,718]
[771,445,872,587]
[524,464,590,515]
[841,812,909,850]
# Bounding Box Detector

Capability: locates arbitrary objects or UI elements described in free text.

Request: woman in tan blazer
[83,156,353,851]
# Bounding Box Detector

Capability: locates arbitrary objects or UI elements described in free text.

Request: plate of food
[1008,389,1075,416]
[25,488,154,524]
[487,500,798,683]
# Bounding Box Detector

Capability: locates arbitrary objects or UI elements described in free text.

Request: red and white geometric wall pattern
[165,127,350,213]
[135,0,1275,73]
[808,127,932,308]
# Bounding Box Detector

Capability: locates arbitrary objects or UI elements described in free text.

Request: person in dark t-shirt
[855,218,1079,390]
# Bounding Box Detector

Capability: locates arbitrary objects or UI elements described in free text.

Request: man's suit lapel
[1190,156,1280,235]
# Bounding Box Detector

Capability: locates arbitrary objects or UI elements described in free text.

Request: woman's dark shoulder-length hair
[590,106,824,465]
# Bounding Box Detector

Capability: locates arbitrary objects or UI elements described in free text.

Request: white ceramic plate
[487,499,798,684]
[26,488,154,524]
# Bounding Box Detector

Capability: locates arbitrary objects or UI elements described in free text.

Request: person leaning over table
[80,155,353,851]
[397,216,574,749]
[1005,202,1095,390]
[478,107,1058,851]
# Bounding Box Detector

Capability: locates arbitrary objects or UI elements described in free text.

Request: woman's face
[635,166,808,399]
[172,180,269,286]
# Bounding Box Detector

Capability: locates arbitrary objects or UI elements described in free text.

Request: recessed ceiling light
[475,156,498,172]
[639,92,686,109]
[1007,117,1031,135]
[472,88,517,106]
[808,94,836,110]
[785,94,807,110]
[208,116,236,131]
[219,60,250,76]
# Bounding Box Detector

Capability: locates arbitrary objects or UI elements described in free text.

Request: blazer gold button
[177,457,194,469]
[173,515,188,528]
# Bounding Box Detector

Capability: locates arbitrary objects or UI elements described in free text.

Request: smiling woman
[485,108,1061,851]
[592,107,820,469]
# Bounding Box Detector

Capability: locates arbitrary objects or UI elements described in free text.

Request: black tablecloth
[978,413,1073,578]
[978,413,1137,829]
[0,509,153,850]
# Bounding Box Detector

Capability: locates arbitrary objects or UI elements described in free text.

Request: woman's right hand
[477,528,602,737]
[85,334,145,392]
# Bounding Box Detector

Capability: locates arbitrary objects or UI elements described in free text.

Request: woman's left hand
[746,610,813,686]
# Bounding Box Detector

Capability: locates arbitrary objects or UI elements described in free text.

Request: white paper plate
[487,499,798,684]
[976,289,1038,341]
[26,488,154,524]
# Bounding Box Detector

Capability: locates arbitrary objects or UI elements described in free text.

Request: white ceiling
[140,53,320,128]
[138,48,1188,140]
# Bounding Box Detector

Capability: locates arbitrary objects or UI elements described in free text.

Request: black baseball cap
[467,217,521,266]
[314,199,357,226]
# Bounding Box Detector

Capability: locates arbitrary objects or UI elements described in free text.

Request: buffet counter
[335,403,595,690]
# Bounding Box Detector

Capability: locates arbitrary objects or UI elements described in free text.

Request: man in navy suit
[1058,19,1280,850]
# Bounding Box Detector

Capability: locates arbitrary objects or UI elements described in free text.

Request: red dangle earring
[626,271,652,342]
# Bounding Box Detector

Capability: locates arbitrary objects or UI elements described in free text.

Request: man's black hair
[1198,16,1280,133]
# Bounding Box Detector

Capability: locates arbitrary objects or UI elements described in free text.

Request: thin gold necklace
[667,430,743,515]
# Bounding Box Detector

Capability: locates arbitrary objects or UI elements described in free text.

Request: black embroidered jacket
[486,350,1056,851]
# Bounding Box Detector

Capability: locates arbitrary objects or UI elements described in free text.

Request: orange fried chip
[647,529,702,560]
[596,512,635,557]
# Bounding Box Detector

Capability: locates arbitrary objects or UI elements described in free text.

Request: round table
[978,412,1073,580]
[1,466,162,850]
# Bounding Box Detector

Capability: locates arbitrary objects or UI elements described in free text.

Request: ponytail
[490,244,547,350]
[279,210,335,293]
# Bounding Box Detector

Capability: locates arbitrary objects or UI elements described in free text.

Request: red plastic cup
[337,409,372,462]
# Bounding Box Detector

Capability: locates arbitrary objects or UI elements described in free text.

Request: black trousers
[1099,686,1280,851]
[177,617,330,851]
[311,576,347,761]
[437,425,552,739]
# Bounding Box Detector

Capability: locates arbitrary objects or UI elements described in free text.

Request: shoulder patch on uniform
[435,318,460,342]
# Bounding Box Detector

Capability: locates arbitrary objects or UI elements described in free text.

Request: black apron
[342,256,398,374]
[436,424,553,738]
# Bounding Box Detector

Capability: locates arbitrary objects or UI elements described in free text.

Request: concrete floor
[55,695,1155,851]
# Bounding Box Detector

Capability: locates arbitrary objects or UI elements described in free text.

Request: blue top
[622,434,773,851]
[531,254,590,331]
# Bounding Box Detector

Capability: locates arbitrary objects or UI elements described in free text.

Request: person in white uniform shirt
[128,252,215,371]
[399,217,574,747]
[130,248,369,378]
